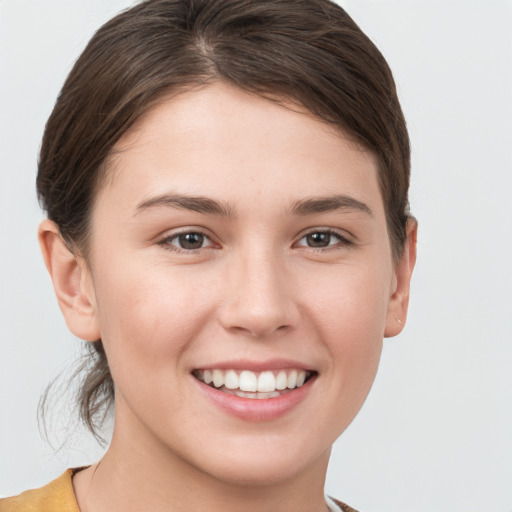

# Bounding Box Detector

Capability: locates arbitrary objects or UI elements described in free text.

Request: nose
[218,248,300,339]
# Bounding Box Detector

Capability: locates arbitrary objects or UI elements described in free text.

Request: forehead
[99,82,383,217]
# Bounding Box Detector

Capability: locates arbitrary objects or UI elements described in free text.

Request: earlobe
[38,219,101,341]
[384,219,418,338]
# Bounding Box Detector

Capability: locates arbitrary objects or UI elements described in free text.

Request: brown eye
[296,230,350,250]
[177,232,205,249]
[305,232,331,247]
[161,231,214,252]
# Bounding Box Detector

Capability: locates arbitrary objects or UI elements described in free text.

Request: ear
[38,219,101,341]
[384,219,418,338]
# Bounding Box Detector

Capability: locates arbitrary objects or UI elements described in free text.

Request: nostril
[230,322,291,339]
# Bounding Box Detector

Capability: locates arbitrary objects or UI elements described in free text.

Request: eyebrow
[136,194,235,217]
[135,193,372,218]
[291,195,373,217]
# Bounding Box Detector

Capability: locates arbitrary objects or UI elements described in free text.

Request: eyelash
[294,229,352,251]
[158,230,215,254]
[157,228,352,254]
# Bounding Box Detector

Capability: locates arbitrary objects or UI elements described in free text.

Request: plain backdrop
[1,1,511,511]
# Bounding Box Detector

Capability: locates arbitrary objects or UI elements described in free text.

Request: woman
[0,1,416,511]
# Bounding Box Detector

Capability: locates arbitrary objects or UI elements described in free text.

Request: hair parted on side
[37,0,411,440]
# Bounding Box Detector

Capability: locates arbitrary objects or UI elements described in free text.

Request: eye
[160,231,214,251]
[295,229,351,249]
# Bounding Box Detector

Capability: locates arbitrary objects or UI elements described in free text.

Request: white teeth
[196,368,312,395]
[275,371,287,390]
[257,371,276,392]
[212,369,224,388]
[287,370,297,389]
[203,369,213,385]
[224,370,239,390]
[239,370,258,392]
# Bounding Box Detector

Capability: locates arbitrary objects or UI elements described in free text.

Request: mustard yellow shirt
[0,470,358,512]
[0,470,79,512]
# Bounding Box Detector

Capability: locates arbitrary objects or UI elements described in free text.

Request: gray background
[1,1,511,510]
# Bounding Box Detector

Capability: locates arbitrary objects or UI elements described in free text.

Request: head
[37,0,415,483]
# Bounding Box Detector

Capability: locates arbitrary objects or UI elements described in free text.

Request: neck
[73,410,331,512]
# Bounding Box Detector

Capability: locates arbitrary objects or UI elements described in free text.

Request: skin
[39,82,416,512]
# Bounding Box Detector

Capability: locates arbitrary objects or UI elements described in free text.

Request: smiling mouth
[193,369,314,399]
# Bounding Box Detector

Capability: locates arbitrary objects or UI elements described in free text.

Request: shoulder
[329,496,360,512]
[0,470,80,512]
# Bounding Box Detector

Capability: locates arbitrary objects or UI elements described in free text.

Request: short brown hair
[37,0,411,439]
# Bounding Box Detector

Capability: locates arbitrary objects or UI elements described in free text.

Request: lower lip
[194,375,316,422]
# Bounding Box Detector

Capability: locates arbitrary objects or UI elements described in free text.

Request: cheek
[306,260,390,386]
[91,258,217,373]
[309,260,391,337]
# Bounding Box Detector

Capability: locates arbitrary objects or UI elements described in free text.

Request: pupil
[307,232,330,247]
[179,233,203,249]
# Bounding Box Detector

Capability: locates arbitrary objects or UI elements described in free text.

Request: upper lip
[193,359,315,373]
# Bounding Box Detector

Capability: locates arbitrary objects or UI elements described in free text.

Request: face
[75,82,410,486]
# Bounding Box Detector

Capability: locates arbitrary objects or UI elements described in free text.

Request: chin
[192,437,331,488]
